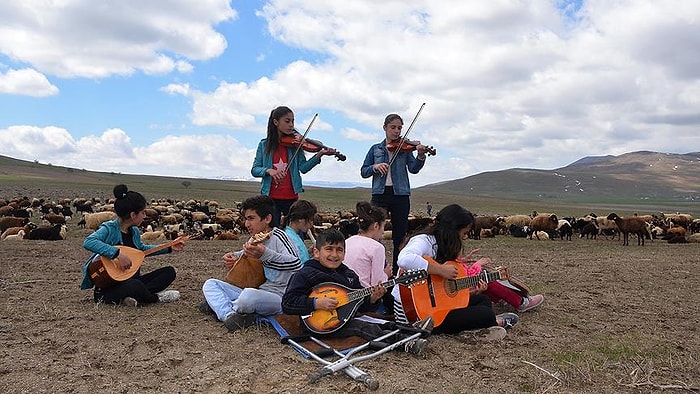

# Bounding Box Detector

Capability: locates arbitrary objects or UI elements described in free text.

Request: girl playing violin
[251,106,337,227]
[360,113,432,275]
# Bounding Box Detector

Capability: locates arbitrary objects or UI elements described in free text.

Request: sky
[1,1,698,188]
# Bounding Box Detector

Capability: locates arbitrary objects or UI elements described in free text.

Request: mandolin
[399,256,508,328]
[224,231,271,289]
[302,269,428,334]
[88,235,191,289]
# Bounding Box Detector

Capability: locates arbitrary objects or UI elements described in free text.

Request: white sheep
[3,229,25,241]
[84,211,117,230]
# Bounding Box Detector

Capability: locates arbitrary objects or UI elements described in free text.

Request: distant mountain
[418,151,700,202]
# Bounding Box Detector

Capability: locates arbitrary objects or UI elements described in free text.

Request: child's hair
[383,113,403,126]
[282,200,317,228]
[265,106,293,155]
[113,184,147,219]
[427,204,475,263]
[355,201,386,232]
[315,229,345,249]
[240,195,275,221]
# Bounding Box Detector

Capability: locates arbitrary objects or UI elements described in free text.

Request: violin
[280,133,347,161]
[386,138,436,156]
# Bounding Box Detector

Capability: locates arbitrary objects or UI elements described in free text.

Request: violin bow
[388,102,426,167]
[276,113,318,186]
[287,113,319,168]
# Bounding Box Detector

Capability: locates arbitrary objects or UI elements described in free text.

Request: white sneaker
[157,290,180,303]
[122,297,138,307]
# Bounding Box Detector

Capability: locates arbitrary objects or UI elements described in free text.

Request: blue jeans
[201,278,282,321]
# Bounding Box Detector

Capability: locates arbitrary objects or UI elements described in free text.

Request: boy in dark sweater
[282,229,432,357]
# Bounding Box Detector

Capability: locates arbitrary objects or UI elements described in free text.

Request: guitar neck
[454,270,502,291]
[346,278,398,303]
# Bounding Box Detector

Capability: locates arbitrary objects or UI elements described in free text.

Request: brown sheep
[84,211,117,230]
[528,214,558,240]
[473,215,505,240]
[42,213,67,225]
[0,217,30,233]
[1,222,38,240]
[607,213,650,246]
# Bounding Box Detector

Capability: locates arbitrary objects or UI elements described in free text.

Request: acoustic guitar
[302,269,428,334]
[224,231,271,289]
[88,235,191,289]
[399,255,508,328]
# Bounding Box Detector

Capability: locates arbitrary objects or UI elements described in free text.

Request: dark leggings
[371,189,410,275]
[271,198,297,228]
[432,294,498,334]
[94,266,176,305]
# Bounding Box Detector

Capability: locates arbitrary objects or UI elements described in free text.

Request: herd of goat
[1,196,698,246]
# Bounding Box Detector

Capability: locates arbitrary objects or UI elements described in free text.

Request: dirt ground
[1,215,699,393]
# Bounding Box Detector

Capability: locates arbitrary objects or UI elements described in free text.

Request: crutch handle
[357,375,380,391]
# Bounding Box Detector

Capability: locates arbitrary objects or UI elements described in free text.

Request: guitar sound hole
[445,280,457,294]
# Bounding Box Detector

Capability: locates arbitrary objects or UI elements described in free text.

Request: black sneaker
[404,338,428,358]
[223,313,255,332]
[497,312,519,329]
[198,300,214,315]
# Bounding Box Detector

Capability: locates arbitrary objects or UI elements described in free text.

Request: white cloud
[0,68,58,96]
[0,1,236,78]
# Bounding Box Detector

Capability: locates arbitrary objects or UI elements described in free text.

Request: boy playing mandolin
[200,195,302,331]
[282,229,433,357]
[81,184,184,306]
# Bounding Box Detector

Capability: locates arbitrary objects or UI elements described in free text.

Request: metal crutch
[282,336,380,390]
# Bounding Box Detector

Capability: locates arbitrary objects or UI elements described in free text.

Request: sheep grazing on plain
[472,215,505,240]
[1,222,37,240]
[27,224,67,241]
[141,230,166,243]
[3,229,26,241]
[0,217,30,233]
[531,230,550,240]
[84,211,117,230]
[556,219,573,241]
[606,213,651,246]
[528,214,558,240]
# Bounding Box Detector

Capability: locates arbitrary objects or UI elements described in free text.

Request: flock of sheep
[472,211,699,245]
[1,195,698,247]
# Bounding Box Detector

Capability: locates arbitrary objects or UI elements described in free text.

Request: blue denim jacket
[360,140,425,196]
[251,139,322,196]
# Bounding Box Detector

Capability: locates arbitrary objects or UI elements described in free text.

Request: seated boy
[200,195,302,331]
[282,229,433,357]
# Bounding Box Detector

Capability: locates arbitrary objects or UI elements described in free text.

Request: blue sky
[1,1,698,189]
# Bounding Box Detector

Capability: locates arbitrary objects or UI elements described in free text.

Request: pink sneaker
[517,294,544,312]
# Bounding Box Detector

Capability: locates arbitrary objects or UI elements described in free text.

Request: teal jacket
[251,139,322,196]
[80,220,171,290]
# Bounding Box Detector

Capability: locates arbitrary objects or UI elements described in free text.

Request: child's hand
[117,254,132,270]
[315,296,338,311]
[243,242,265,259]
[463,248,480,262]
[369,285,386,303]
[222,252,238,268]
[171,240,185,252]
[470,279,487,295]
[438,263,459,279]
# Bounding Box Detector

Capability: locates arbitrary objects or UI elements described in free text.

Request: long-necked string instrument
[275,113,318,188]
[386,102,428,168]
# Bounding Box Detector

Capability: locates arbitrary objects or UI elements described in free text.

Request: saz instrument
[224,231,271,289]
[88,235,192,289]
[399,256,508,328]
[302,270,428,334]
